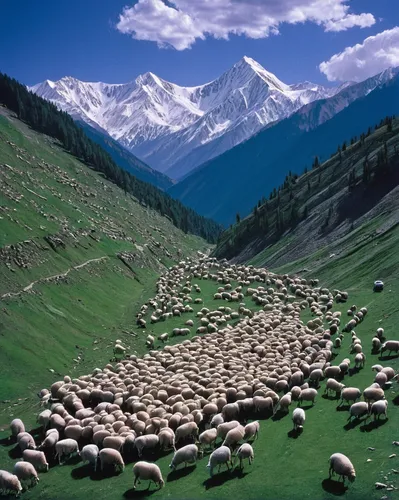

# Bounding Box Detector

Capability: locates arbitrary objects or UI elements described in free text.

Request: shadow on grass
[0,436,14,447]
[379,354,399,361]
[393,395,399,406]
[8,445,22,460]
[322,394,339,401]
[360,419,388,432]
[287,428,303,439]
[89,466,124,481]
[321,478,348,495]
[123,487,158,498]
[71,464,93,480]
[343,417,366,431]
[271,410,288,422]
[167,464,196,482]
[203,468,243,490]
[336,404,349,412]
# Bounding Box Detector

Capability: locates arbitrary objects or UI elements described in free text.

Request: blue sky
[0,0,398,87]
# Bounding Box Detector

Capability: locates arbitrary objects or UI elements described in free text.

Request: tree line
[0,73,222,243]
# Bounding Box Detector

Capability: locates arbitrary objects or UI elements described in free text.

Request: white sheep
[175,422,198,445]
[354,352,366,369]
[37,410,52,431]
[235,443,254,468]
[363,386,385,403]
[99,448,125,473]
[79,444,99,471]
[199,428,218,451]
[292,408,305,431]
[328,453,356,483]
[324,379,345,398]
[347,402,369,421]
[381,340,399,356]
[133,461,164,490]
[158,429,175,451]
[370,400,388,420]
[0,470,23,496]
[210,413,224,427]
[169,444,199,470]
[55,439,79,465]
[18,433,36,452]
[340,387,361,406]
[10,419,25,438]
[244,421,259,441]
[222,425,245,449]
[39,429,59,451]
[298,388,317,406]
[13,462,39,488]
[207,446,232,477]
[22,450,49,472]
[134,434,159,457]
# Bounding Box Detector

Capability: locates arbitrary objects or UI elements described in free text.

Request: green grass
[0,112,398,500]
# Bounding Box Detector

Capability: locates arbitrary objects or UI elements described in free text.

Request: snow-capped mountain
[30,57,396,180]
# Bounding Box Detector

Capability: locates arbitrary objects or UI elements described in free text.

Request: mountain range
[169,71,399,225]
[31,57,348,180]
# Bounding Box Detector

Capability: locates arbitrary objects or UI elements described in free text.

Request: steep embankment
[169,75,399,225]
[0,110,210,401]
[214,116,399,276]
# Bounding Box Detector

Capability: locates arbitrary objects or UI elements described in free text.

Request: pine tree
[236,213,241,224]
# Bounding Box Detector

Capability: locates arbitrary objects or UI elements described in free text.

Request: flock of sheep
[1,254,398,496]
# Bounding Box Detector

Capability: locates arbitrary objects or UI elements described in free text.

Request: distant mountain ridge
[31,57,345,179]
[168,71,399,226]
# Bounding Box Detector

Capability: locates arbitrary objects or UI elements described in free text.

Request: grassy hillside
[79,122,174,191]
[0,110,210,402]
[169,75,399,225]
[214,116,399,266]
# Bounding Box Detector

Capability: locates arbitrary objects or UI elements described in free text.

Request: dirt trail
[1,256,108,299]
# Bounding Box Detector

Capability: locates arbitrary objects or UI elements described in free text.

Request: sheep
[38,428,58,452]
[18,433,36,452]
[199,428,218,451]
[372,338,381,351]
[370,400,388,420]
[324,379,345,398]
[244,421,259,441]
[10,419,25,439]
[37,410,52,431]
[354,353,366,369]
[292,408,305,431]
[99,448,125,473]
[216,421,240,440]
[0,470,23,496]
[103,436,125,452]
[13,462,39,488]
[374,371,388,388]
[376,328,384,339]
[134,434,159,458]
[55,439,79,465]
[146,335,155,348]
[298,388,317,406]
[22,450,49,472]
[347,402,369,421]
[235,443,254,469]
[381,340,399,356]
[169,444,199,470]
[222,425,245,449]
[159,429,175,451]
[324,366,341,379]
[175,422,198,445]
[207,446,232,477]
[79,444,99,471]
[328,453,356,483]
[133,461,164,490]
[275,392,292,414]
[210,414,224,428]
[363,386,385,403]
[339,387,361,406]
[158,333,169,343]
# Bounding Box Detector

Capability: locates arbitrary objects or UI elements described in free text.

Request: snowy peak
[30,58,397,180]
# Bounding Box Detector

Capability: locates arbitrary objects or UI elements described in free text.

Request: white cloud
[324,13,376,32]
[116,0,376,50]
[319,27,399,82]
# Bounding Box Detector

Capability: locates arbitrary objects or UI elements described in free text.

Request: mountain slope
[1,72,222,241]
[78,122,174,191]
[31,57,342,179]
[213,116,399,268]
[169,73,399,226]
[0,107,210,401]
